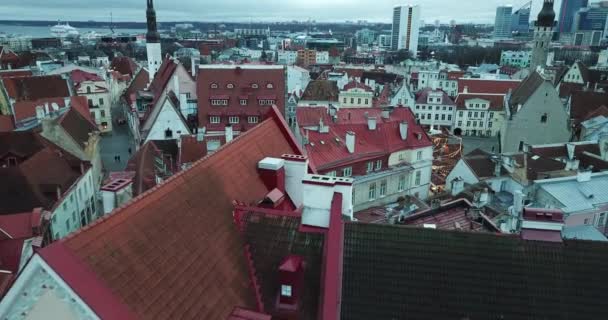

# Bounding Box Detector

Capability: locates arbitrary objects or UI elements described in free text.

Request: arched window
[227,83,235,89]
[165,128,173,138]
[210,83,218,89]
[251,83,259,89]
[266,83,274,89]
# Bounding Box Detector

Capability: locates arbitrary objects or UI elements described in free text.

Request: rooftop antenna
[110,11,115,35]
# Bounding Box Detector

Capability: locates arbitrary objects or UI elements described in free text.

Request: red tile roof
[415,88,456,105]
[0,69,33,79]
[300,80,339,102]
[12,97,66,123]
[110,56,139,77]
[447,71,465,80]
[0,209,42,240]
[0,115,14,132]
[38,106,303,320]
[70,69,103,83]
[58,105,98,149]
[123,68,150,106]
[126,140,178,196]
[296,107,332,127]
[569,90,608,123]
[342,80,373,92]
[301,108,432,171]
[454,93,505,111]
[458,78,521,94]
[149,57,178,96]
[400,199,500,232]
[179,135,207,165]
[2,75,70,102]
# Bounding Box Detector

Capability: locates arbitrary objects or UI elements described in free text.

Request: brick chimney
[258,157,286,192]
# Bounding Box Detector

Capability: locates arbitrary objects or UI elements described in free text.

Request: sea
[0,23,146,37]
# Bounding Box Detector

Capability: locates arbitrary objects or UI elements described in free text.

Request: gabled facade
[389,82,415,107]
[413,87,456,131]
[141,93,191,144]
[71,70,112,133]
[297,107,433,211]
[196,64,286,147]
[501,72,571,152]
[338,81,373,108]
[454,93,506,137]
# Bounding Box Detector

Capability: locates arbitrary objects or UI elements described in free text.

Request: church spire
[146,0,160,43]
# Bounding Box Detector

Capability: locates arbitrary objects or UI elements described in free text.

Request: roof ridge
[60,115,277,243]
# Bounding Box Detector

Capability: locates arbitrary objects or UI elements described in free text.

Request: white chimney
[367,116,377,130]
[172,73,180,95]
[345,131,355,153]
[64,97,71,109]
[577,170,592,182]
[463,86,468,94]
[566,143,575,160]
[399,121,408,140]
[35,105,45,120]
[450,177,464,196]
[381,110,390,119]
[513,190,524,216]
[44,103,50,116]
[282,154,308,208]
[225,125,234,143]
[301,175,354,228]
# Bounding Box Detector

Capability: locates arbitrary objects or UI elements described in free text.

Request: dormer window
[210,83,219,89]
[281,285,292,297]
[251,83,259,89]
[227,83,235,89]
[164,128,173,139]
[266,83,274,89]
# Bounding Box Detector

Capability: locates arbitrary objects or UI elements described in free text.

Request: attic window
[165,128,173,139]
[251,83,259,89]
[281,285,292,297]
[541,113,548,123]
[210,83,218,89]
[226,83,235,89]
[266,83,274,89]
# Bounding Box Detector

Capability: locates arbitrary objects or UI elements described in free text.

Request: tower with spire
[530,0,555,71]
[146,0,162,80]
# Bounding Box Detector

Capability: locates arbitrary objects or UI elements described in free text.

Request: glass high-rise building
[558,0,589,33]
[494,6,513,38]
[511,3,531,34]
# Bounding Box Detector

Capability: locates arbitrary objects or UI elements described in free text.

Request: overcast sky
[0,0,562,24]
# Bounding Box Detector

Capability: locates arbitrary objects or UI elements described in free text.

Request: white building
[500,50,531,68]
[339,81,374,108]
[49,166,97,240]
[454,93,506,137]
[413,87,456,131]
[316,51,330,64]
[278,50,298,65]
[72,71,113,133]
[391,5,421,57]
[390,81,415,107]
[287,65,311,95]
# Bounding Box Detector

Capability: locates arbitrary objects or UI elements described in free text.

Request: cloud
[0,0,560,23]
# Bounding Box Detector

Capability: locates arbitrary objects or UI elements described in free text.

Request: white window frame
[248,116,259,124]
[417,151,422,161]
[229,116,240,124]
[210,116,221,124]
[366,162,374,173]
[375,160,382,171]
[398,175,406,191]
[415,171,421,186]
[342,167,352,177]
[368,182,376,200]
[379,180,387,197]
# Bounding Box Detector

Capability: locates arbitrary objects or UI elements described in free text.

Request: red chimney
[276,255,304,309]
[258,157,286,192]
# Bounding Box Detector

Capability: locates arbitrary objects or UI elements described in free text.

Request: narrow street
[99,103,137,176]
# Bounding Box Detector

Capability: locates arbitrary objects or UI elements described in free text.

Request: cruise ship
[50,21,79,37]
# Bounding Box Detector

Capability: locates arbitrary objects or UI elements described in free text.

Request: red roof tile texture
[455,93,505,111]
[197,65,286,129]
[110,56,139,77]
[0,115,14,132]
[2,75,70,101]
[43,108,303,320]
[458,79,521,94]
[301,108,432,171]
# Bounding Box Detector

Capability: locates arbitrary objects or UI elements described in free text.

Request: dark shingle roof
[509,72,546,112]
[341,223,608,320]
[301,80,339,102]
